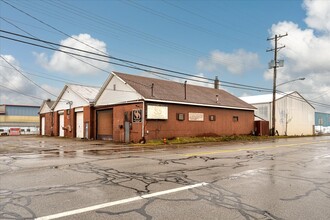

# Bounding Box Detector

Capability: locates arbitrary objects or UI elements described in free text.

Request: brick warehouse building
[94,72,256,143]
[39,99,55,136]
[49,84,98,139]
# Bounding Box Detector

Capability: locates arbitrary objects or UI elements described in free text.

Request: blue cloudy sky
[0,0,329,112]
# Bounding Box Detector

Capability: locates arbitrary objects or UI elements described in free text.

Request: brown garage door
[97,109,113,140]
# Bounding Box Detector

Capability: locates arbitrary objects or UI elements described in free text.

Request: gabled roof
[39,100,55,113]
[67,84,99,103]
[110,72,255,110]
[240,91,314,109]
[239,92,295,104]
[52,84,99,110]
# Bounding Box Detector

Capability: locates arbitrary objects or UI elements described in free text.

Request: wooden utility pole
[267,33,287,136]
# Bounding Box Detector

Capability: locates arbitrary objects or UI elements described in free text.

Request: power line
[1,31,329,108]
[0,55,58,97]
[0,84,46,101]
[0,30,274,93]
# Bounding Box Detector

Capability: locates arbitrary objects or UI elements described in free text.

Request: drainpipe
[51,110,54,136]
[142,100,145,138]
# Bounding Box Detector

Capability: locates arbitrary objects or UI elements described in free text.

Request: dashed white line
[35,182,208,220]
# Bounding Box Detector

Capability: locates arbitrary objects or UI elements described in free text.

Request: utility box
[254,121,269,136]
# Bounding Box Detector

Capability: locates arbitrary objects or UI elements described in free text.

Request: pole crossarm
[266,33,288,136]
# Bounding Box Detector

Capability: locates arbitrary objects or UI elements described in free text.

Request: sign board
[147,105,168,120]
[188,113,204,121]
[9,128,20,136]
[132,109,143,123]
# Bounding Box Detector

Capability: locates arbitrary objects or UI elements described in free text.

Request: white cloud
[197,49,260,75]
[303,0,330,32]
[0,54,60,105]
[35,34,110,75]
[264,0,330,113]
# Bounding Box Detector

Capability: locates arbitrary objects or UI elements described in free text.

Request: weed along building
[51,84,98,139]
[94,72,256,143]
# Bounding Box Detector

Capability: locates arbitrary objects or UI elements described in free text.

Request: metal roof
[113,72,255,110]
[67,84,99,103]
[239,91,295,104]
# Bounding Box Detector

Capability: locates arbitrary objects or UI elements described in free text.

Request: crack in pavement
[1,146,330,219]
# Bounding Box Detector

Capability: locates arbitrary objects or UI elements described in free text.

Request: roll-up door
[59,114,64,137]
[41,117,45,135]
[76,112,84,138]
[97,109,113,140]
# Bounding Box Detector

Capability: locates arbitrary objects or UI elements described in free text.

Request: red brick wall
[40,112,53,136]
[144,103,254,141]
[83,106,94,139]
[53,112,59,136]
[112,103,143,143]
[52,110,74,138]
[96,102,254,143]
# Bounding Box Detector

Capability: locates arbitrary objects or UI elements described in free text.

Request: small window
[233,116,239,122]
[209,115,216,121]
[27,129,31,132]
[177,113,185,121]
[0,129,4,132]
[21,129,25,132]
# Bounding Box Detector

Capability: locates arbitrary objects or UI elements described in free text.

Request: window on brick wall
[233,116,239,122]
[177,113,185,121]
[209,115,216,121]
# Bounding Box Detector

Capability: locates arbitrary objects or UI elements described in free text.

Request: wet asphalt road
[1,135,330,220]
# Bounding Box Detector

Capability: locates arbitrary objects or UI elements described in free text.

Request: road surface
[1,135,330,219]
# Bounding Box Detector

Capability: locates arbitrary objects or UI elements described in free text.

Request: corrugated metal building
[240,91,315,136]
[315,112,330,134]
[0,104,40,135]
[94,72,256,142]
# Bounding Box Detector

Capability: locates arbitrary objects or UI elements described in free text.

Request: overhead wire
[1,1,328,108]
[0,84,46,101]
[0,55,58,97]
[0,30,274,93]
[1,30,329,108]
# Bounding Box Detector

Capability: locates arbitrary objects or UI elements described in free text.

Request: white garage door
[41,117,45,135]
[59,114,64,137]
[76,112,84,138]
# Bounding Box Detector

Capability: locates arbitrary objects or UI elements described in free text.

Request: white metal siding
[252,92,314,135]
[276,94,314,135]
[96,76,142,106]
[54,87,89,111]
[76,112,84,138]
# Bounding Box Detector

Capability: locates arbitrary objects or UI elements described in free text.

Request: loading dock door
[97,110,113,140]
[59,114,64,137]
[76,112,84,138]
[41,117,45,135]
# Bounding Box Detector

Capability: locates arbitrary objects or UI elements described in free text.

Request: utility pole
[267,33,287,136]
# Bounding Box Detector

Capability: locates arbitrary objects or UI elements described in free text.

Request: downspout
[51,110,54,136]
[142,100,145,138]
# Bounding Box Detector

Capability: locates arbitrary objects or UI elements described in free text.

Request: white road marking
[35,182,208,220]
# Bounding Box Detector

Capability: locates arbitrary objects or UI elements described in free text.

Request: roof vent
[214,76,219,89]
[151,83,154,97]
[184,81,187,100]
